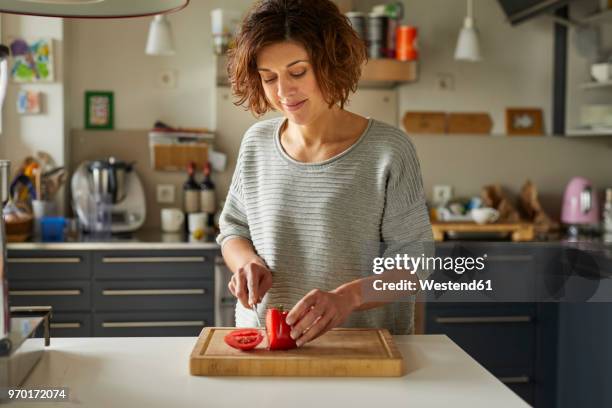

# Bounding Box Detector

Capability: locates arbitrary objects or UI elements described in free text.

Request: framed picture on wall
[9,37,55,83]
[85,91,114,130]
[17,90,43,114]
[505,108,544,136]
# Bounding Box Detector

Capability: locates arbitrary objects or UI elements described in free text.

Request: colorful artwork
[85,91,114,130]
[16,90,43,114]
[9,38,54,83]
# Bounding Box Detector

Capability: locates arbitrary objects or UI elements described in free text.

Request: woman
[217,0,433,347]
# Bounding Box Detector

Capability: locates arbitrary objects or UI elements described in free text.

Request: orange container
[396,26,418,61]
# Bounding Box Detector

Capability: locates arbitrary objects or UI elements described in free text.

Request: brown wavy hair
[227,0,367,116]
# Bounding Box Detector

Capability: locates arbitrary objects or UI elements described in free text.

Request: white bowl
[471,208,500,225]
[591,63,612,83]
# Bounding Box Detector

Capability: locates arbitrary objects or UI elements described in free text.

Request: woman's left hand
[285,288,357,347]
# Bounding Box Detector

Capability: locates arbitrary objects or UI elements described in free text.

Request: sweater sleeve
[216,143,251,248]
[380,135,435,281]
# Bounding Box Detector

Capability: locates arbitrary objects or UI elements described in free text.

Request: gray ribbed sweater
[217,117,434,334]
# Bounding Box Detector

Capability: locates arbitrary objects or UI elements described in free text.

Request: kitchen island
[10,334,529,407]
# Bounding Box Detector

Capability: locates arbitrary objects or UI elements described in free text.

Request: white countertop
[7,229,220,251]
[12,335,529,408]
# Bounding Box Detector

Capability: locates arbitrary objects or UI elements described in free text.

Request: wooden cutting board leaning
[189,327,406,377]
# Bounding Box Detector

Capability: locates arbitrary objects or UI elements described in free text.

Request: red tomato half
[224,329,264,351]
[266,308,297,350]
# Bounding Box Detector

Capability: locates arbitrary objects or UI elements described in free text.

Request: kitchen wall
[65,0,253,130]
[10,0,612,227]
[0,14,67,210]
[64,0,247,227]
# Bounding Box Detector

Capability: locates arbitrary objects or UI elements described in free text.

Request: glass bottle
[183,162,200,216]
[200,162,216,233]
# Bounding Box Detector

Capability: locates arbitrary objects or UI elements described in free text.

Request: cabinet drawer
[6,251,90,280]
[93,250,215,280]
[8,280,91,312]
[426,303,536,370]
[50,313,92,337]
[427,244,536,303]
[94,311,211,337]
[93,280,213,312]
[492,369,534,406]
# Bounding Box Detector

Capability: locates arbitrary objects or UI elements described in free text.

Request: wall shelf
[565,128,612,137]
[359,59,418,88]
[579,8,612,25]
[215,55,418,88]
[579,80,612,89]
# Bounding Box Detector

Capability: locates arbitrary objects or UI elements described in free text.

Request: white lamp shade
[454,17,481,61]
[146,15,176,56]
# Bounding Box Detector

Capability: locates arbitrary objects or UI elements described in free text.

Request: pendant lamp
[455,0,482,61]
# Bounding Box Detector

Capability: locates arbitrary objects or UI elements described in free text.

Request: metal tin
[346,11,366,41]
[367,13,388,59]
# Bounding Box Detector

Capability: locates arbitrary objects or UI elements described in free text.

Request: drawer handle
[50,322,82,329]
[435,316,532,324]
[102,321,205,328]
[102,289,206,296]
[8,257,81,264]
[9,290,82,296]
[102,256,206,264]
[499,376,530,384]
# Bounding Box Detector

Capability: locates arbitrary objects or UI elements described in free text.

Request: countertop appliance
[561,176,600,228]
[71,157,146,233]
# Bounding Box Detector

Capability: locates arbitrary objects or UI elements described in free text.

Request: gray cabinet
[426,243,556,407]
[94,311,213,337]
[6,247,217,338]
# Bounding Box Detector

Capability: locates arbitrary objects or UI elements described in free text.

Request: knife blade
[252,304,268,348]
[251,304,262,327]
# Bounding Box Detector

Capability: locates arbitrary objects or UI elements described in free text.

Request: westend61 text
[373,279,493,292]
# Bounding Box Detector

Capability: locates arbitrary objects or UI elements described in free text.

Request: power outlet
[435,73,454,91]
[433,185,453,206]
[158,69,178,89]
[157,184,176,204]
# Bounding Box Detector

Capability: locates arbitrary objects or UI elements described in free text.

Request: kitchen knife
[252,304,268,348]
[251,304,262,327]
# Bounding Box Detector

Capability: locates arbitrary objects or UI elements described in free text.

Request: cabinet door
[93,279,213,312]
[50,312,92,337]
[94,311,212,337]
[93,250,214,280]
[427,302,536,369]
[8,280,91,312]
[427,302,536,405]
[7,250,90,280]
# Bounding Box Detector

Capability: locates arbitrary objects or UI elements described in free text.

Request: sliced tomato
[266,308,297,350]
[224,329,264,351]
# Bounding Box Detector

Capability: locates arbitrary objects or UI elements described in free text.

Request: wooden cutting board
[189,327,405,377]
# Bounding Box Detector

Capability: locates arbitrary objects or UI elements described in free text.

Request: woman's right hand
[228,257,273,308]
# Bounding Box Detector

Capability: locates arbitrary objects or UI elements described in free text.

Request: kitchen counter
[7,229,220,250]
[12,335,529,408]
